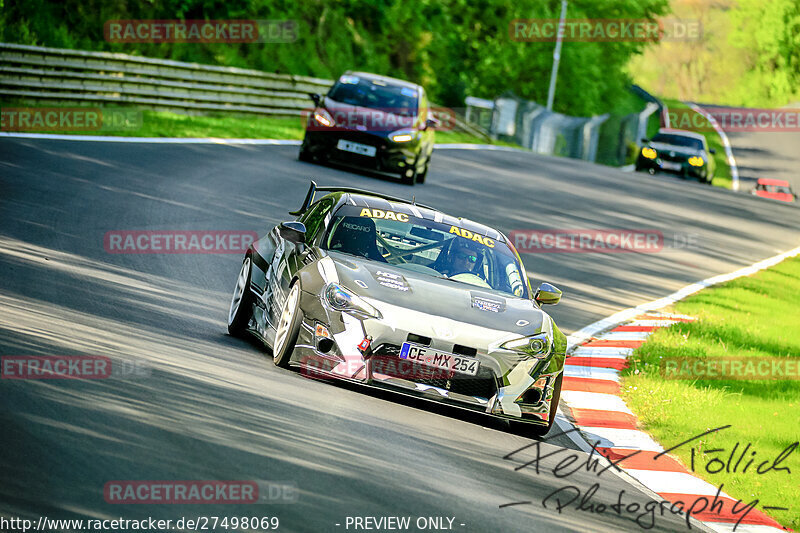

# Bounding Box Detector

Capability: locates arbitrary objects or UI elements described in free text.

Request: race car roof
[656,128,707,141]
[342,192,503,241]
[343,70,421,91]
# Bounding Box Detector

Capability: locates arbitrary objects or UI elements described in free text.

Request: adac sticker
[360,208,409,222]
[449,226,495,248]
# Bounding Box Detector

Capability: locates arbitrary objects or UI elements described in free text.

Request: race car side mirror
[309,93,322,106]
[534,282,561,305]
[640,138,649,144]
[279,221,307,245]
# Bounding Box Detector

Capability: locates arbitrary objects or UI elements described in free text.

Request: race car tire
[273,280,304,368]
[401,168,416,186]
[298,147,313,162]
[415,157,429,184]
[227,255,255,337]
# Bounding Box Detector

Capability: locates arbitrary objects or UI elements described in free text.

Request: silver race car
[228,182,566,435]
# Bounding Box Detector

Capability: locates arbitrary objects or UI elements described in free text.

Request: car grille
[370,344,498,400]
[659,150,689,162]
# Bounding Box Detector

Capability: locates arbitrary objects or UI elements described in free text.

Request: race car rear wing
[289,180,435,216]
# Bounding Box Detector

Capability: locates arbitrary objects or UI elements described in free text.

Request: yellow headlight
[688,156,704,167]
[641,147,657,160]
[391,133,414,143]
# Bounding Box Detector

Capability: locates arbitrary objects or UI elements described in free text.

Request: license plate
[337,139,376,157]
[399,343,480,376]
[661,161,681,171]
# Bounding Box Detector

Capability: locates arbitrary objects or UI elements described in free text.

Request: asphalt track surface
[698,103,800,194]
[1,137,799,532]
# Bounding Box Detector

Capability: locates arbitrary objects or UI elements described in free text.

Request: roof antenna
[412,195,416,205]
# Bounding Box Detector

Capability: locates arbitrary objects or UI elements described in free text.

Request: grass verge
[621,255,800,530]
[1,106,517,146]
[663,99,733,189]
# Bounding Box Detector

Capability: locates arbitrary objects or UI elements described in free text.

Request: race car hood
[648,142,704,157]
[323,252,547,334]
[323,97,416,134]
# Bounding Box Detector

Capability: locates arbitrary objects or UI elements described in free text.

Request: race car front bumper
[636,155,709,180]
[301,130,422,176]
[288,290,564,427]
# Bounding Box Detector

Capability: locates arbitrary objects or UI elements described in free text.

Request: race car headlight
[313,109,334,127]
[641,147,658,160]
[324,283,382,319]
[688,156,704,167]
[501,334,550,358]
[390,129,416,143]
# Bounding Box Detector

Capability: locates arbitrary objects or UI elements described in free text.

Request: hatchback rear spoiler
[289,180,435,215]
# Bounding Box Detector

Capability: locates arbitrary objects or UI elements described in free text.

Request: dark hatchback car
[635,129,716,184]
[299,71,437,185]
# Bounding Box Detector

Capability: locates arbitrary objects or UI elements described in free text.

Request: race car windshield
[322,205,528,298]
[328,76,418,117]
[652,133,704,150]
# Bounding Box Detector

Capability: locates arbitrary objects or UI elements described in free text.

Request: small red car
[751,178,796,203]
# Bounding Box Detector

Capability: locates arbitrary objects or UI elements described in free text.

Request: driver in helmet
[442,239,481,277]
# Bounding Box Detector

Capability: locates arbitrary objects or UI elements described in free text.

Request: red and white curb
[561,312,787,532]
[553,244,800,532]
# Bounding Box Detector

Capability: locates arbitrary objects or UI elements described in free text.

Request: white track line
[626,319,690,327]
[686,103,740,191]
[0,132,304,144]
[623,470,727,497]
[563,365,621,381]
[706,524,785,533]
[578,427,664,452]
[565,244,800,351]
[560,391,633,413]
[597,331,652,341]
[0,132,528,152]
[570,346,634,357]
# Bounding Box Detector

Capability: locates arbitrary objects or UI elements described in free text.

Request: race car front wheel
[273,281,304,368]
[228,256,255,337]
[415,156,429,184]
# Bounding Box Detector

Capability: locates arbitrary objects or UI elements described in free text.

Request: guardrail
[0,42,488,138]
[465,90,660,165]
[0,42,331,116]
